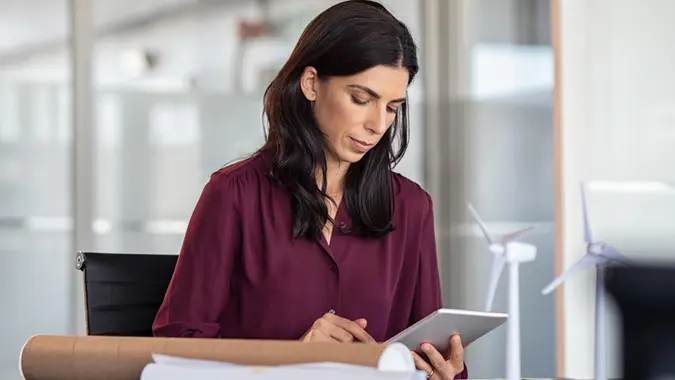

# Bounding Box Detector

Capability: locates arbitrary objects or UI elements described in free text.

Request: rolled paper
[19,335,415,380]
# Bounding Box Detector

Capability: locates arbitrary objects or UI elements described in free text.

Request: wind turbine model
[468,204,537,380]
[541,183,631,380]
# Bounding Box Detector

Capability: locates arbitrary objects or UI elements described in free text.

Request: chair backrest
[605,263,675,379]
[76,251,178,336]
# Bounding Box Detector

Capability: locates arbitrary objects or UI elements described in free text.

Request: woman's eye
[351,96,368,105]
[387,106,399,114]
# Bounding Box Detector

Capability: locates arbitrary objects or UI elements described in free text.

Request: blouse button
[328,309,336,314]
[339,222,346,229]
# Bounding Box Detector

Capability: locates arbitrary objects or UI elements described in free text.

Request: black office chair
[75,251,178,336]
[605,263,675,380]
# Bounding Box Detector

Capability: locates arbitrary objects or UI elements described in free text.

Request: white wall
[558,0,675,378]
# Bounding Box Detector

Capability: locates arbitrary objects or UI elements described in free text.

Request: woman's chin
[325,145,369,165]
[339,150,368,164]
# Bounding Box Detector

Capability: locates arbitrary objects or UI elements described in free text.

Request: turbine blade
[581,183,594,243]
[541,254,601,295]
[600,245,632,265]
[468,203,495,244]
[501,226,535,243]
[485,256,506,312]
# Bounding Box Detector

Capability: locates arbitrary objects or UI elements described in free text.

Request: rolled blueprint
[19,335,415,380]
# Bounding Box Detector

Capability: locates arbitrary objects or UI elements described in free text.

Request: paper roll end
[19,334,38,380]
[377,342,415,372]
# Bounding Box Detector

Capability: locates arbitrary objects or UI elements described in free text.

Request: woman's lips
[349,137,374,153]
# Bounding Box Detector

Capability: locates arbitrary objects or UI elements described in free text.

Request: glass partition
[0,1,73,378]
[88,0,425,254]
[422,0,556,377]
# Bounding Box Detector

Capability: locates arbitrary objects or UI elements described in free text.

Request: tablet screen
[386,308,507,353]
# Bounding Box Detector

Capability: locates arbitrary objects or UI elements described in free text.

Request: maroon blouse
[153,153,467,378]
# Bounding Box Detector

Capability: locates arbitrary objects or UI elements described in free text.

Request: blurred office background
[2,0,674,379]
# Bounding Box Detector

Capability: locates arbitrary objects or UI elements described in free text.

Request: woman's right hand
[301,312,376,343]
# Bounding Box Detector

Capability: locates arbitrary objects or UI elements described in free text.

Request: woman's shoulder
[205,153,270,195]
[391,171,434,220]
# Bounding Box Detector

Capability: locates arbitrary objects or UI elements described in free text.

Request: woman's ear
[300,66,318,102]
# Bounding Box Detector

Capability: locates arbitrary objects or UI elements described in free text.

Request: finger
[421,343,447,372]
[448,335,464,364]
[314,328,339,342]
[326,324,355,343]
[354,318,367,329]
[343,321,376,343]
[411,350,434,376]
[304,328,337,343]
[315,317,354,342]
[327,314,376,343]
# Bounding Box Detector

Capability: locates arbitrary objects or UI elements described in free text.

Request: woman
[153,1,467,378]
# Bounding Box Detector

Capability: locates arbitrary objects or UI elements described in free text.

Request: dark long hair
[261,0,419,240]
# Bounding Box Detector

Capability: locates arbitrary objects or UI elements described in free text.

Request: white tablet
[385,308,508,354]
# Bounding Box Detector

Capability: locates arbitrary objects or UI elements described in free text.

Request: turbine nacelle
[504,241,537,263]
[488,242,536,263]
[489,243,505,256]
[588,242,606,255]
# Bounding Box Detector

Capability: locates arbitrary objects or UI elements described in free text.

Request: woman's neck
[318,156,349,199]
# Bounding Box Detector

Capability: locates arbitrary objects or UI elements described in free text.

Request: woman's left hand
[411,334,464,379]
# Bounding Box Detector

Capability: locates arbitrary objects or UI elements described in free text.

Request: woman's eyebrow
[347,84,406,103]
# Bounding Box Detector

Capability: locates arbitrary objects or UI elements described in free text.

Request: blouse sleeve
[410,193,469,379]
[152,175,241,338]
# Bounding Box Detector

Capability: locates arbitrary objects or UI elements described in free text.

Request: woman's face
[300,65,410,165]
